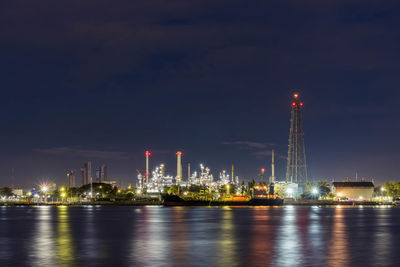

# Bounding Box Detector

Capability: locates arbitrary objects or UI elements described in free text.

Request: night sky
[1,1,400,188]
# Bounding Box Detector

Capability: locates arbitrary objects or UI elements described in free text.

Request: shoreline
[0,200,396,207]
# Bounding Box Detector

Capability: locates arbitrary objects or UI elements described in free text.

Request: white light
[337,192,343,197]
[42,186,48,192]
[312,188,318,195]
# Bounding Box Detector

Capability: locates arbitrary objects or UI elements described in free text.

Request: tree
[0,187,13,197]
[167,185,179,195]
[301,181,315,199]
[382,181,400,198]
[317,180,331,197]
[68,187,79,198]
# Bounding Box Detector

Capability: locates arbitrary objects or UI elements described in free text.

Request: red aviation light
[261,168,265,173]
[291,102,297,107]
[299,102,304,107]
[176,151,183,156]
[145,151,151,156]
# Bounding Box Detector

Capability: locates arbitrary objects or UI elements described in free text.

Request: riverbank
[0,199,395,206]
[284,199,394,206]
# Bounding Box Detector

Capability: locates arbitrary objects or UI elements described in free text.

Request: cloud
[35,147,129,160]
[252,150,273,157]
[222,141,274,149]
[223,141,276,158]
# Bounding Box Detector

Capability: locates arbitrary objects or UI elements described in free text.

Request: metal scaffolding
[286,93,308,184]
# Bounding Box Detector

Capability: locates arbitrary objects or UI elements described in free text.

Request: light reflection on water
[326,206,350,266]
[30,206,56,266]
[56,206,75,266]
[276,206,301,266]
[217,208,236,267]
[0,206,400,266]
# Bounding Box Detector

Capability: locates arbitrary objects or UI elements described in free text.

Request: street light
[286,188,293,198]
[312,187,318,195]
[311,187,319,199]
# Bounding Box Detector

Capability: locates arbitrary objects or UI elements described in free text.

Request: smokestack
[176,151,183,184]
[270,150,276,183]
[232,164,234,184]
[145,151,151,187]
[188,163,191,184]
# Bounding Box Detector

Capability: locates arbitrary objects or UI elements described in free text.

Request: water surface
[0,205,399,266]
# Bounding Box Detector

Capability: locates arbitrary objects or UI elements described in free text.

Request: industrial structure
[269,150,276,183]
[137,150,242,193]
[145,151,151,186]
[176,151,183,185]
[286,93,308,185]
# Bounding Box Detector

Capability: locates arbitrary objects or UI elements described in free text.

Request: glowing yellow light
[294,93,299,98]
[61,193,66,198]
[60,187,65,192]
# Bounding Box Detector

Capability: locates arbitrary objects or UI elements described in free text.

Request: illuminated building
[80,168,86,186]
[67,170,76,188]
[95,164,108,182]
[101,164,107,181]
[332,181,374,200]
[80,162,92,185]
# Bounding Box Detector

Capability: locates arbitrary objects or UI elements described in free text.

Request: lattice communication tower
[286,93,308,184]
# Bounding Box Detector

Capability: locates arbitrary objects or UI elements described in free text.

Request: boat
[162,194,283,206]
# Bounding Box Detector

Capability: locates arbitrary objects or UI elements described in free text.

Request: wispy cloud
[252,150,273,157]
[35,147,129,160]
[222,141,274,149]
[223,141,275,158]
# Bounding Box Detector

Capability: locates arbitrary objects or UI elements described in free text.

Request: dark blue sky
[1,0,399,188]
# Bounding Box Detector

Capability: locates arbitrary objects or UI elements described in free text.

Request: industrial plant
[0,93,387,205]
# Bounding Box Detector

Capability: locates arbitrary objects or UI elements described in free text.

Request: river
[0,205,399,266]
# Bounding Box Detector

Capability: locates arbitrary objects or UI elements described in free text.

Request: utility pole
[270,150,276,183]
[231,164,234,184]
[145,151,151,187]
